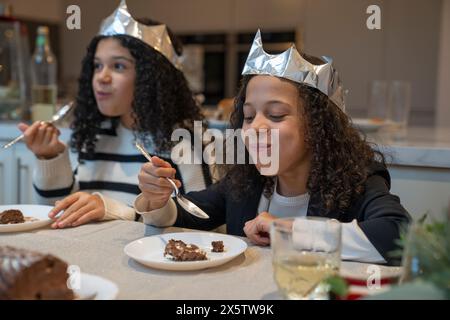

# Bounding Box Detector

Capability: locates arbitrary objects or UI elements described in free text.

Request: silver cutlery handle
[2,102,73,150]
[135,141,179,195]
[2,122,54,149]
[2,133,25,149]
[165,176,179,196]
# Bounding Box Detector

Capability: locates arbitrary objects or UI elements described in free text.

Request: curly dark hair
[70,19,203,159]
[225,57,385,216]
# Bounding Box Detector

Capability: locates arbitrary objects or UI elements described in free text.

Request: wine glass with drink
[271,217,342,300]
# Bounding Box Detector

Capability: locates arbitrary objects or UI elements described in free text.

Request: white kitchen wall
[302,0,441,125]
[4,0,63,22]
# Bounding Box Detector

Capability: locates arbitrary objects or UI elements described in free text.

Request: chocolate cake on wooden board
[0,246,74,300]
[0,210,25,224]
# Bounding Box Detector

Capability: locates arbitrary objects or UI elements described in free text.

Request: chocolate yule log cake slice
[0,210,25,224]
[0,246,74,300]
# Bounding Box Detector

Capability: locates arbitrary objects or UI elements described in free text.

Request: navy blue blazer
[173,163,411,265]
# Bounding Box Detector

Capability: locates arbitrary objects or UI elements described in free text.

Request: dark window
[203,52,225,105]
[177,30,295,106]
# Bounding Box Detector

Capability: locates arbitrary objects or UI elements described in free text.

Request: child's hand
[18,121,65,159]
[48,192,105,228]
[138,156,182,211]
[243,211,277,246]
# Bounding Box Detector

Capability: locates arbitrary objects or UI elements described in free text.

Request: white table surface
[0,220,403,300]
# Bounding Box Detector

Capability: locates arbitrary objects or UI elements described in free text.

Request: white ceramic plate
[0,205,53,233]
[352,118,389,133]
[74,273,119,300]
[124,232,248,271]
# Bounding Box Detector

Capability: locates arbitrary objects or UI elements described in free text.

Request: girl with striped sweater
[17,19,211,228]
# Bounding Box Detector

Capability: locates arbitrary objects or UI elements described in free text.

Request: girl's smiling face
[242,75,311,176]
[92,38,136,126]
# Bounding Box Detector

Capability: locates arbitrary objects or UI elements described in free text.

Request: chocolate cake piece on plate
[0,210,25,224]
[0,246,74,300]
[164,239,207,261]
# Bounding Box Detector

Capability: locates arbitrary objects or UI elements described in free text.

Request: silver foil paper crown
[242,30,346,110]
[98,0,183,70]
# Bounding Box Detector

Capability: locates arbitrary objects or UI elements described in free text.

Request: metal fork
[135,141,210,219]
[2,101,74,149]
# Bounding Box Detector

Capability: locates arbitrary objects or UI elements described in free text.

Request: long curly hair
[226,60,385,216]
[70,19,203,159]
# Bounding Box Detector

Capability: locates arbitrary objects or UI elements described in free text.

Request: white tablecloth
[0,220,402,299]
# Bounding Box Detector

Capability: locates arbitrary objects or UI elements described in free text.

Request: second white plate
[74,273,119,300]
[0,205,53,233]
[340,261,403,280]
[124,232,248,271]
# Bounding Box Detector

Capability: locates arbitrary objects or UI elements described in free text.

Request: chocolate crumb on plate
[211,241,224,252]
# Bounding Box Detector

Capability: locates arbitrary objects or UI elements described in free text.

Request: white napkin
[292,218,341,252]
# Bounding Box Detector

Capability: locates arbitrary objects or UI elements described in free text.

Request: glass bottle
[30,26,57,122]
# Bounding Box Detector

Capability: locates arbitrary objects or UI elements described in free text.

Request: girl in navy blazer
[135,53,411,266]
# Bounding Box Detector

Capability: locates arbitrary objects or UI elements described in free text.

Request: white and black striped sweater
[33,124,212,221]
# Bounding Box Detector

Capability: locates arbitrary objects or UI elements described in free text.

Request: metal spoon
[2,101,74,149]
[135,141,210,219]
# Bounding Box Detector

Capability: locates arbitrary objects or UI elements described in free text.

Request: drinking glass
[368,80,389,121]
[388,81,411,128]
[271,217,342,300]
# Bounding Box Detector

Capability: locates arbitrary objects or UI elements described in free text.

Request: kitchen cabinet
[0,145,17,204]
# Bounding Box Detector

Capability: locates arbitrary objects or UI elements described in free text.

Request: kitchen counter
[366,126,450,169]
